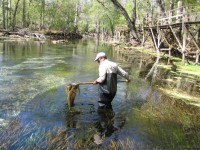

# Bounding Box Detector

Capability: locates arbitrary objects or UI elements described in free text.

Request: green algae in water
[159,88,200,107]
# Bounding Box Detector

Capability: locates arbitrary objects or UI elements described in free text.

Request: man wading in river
[93,52,130,110]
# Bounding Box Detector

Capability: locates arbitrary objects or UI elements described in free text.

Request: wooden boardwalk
[143,4,200,64]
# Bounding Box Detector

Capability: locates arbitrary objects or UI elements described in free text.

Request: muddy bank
[0,29,82,41]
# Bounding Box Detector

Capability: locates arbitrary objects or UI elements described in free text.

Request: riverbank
[0,29,82,42]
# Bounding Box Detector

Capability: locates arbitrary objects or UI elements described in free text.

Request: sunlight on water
[0,118,9,126]
[0,54,68,127]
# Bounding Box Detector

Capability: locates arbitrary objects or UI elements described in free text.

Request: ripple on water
[0,118,9,126]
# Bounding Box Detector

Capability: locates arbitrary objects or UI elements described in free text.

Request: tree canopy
[0,0,199,34]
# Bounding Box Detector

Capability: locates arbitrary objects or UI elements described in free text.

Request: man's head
[94,52,107,63]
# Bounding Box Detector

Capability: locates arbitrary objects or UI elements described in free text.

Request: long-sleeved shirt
[96,59,129,95]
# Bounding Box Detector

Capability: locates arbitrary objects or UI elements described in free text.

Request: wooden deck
[143,5,200,64]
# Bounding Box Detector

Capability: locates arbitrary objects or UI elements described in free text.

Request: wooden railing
[144,5,200,27]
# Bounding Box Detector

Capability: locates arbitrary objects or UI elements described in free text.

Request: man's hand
[93,80,98,85]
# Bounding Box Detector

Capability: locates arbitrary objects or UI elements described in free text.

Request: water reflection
[144,56,160,81]
[66,112,78,129]
[132,53,200,98]
[64,107,120,148]
[1,40,199,149]
[0,40,101,127]
[93,109,116,145]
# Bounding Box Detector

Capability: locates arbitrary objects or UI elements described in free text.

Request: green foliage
[183,0,200,5]
[81,0,126,34]
[0,0,199,32]
[46,1,76,31]
[0,0,78,31]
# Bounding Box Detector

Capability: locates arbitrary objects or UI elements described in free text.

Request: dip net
[66,83,79,108]
[66,82,93,109]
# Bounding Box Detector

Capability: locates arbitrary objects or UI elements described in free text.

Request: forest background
[1,0,200,42]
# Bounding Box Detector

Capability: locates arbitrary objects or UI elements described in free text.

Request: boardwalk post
[181,1,186,64]
[142,17,145,46]
[196,52,199,64]
[182,24,186,64]
[150,28,160,55]
[169,10,172,24]
[196,29,200,64]
[143,1,200,65]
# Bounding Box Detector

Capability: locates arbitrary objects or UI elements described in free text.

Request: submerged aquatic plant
[159,88,200,107]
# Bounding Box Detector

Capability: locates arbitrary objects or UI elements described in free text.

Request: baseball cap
[94,52,106,61]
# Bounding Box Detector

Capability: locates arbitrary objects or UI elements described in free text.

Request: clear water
[0,39,199,149]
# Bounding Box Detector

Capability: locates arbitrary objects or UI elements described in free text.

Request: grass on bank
[159,88,200,107]
[132,46,200,77]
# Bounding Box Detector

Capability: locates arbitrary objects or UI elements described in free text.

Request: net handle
[78,82,93,85]
[78,80,128,85]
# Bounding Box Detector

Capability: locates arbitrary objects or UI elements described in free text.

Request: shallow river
[0,39,199,149]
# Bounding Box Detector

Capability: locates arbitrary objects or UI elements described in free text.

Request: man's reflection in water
[64,106,123,146]
[66,113,77,128]
[93,107,117,145]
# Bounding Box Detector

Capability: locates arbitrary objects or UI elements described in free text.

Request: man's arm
[117,66,130,81]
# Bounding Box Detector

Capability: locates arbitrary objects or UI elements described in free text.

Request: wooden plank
[196,53,199,64]
[160,48,170,51]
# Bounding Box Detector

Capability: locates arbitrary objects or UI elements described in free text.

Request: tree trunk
[74,2,78,28]
[170,0,175,11]
[10,0,12,27]
[27,0,31,27]
[156,0,165,14]
[169,0,175,22]
[22,0,26,28]
[40,0,45,30]
[2,0,6,29]
[132,0,136,25]
[110,0,141,42]
[12,0,21,31]
[6,0,9,28]
[96,18,100,36]
[106,14,114,37]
